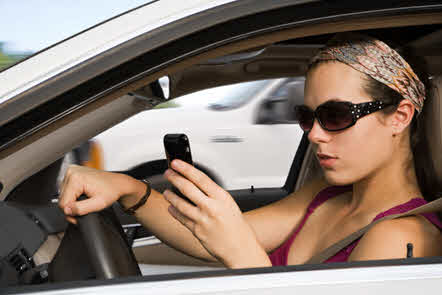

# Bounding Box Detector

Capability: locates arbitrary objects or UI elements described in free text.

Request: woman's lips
[317,153,337,168]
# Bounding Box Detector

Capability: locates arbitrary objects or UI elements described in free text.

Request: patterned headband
[310,33,426,113]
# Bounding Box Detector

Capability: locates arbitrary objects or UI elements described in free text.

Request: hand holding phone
[163,133,195,205]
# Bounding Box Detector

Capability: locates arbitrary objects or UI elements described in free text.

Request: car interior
[1,12,442,289]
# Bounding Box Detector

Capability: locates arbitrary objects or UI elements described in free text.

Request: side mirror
[150,76,170,100]
[255,97,290,124]
[130,76,171,109]
[255,79,304,124]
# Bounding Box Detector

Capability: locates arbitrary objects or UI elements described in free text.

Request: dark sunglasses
[294,100,395,132]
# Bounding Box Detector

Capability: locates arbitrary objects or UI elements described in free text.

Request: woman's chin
[323,170,354,186]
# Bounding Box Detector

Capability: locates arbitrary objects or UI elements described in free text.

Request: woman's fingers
[170,160,226,199]
[164,169,209,207]
[65,216,78,225]
[163,189,201,221]
[58,169,82,213]
[167,205,195,232]
[67,197,108,216]
[58,165,120,220]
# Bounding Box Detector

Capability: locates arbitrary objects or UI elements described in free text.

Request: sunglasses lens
[317,101,353,131]
[294,106,314,131]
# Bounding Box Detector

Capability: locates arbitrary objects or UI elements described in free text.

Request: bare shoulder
[349,215,442,261]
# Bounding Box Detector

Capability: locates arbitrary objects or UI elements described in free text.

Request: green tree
[0,42,32,70]
[0,42,14,69]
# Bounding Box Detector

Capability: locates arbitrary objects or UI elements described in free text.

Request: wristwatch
[122,178,151,215]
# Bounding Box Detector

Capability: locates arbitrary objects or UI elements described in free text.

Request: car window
[4,1,442,292]
[94,78,303,191]
[166,79,273,110]
[205,79,272,110]
[0,0,155,70]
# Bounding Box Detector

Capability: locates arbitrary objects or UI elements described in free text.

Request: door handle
[210,136,243,143]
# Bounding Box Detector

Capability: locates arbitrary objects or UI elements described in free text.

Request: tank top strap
[326,197,442,264]
[372,197,442,230]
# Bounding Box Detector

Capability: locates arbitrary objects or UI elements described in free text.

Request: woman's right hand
[58,164,145,224]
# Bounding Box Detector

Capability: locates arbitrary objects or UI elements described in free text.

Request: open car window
[1,1,442,294]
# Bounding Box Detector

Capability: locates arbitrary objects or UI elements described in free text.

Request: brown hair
[308,40,440,201]
[363,46,439,201]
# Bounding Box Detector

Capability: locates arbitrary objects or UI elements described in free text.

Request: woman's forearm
[119,180,218,262]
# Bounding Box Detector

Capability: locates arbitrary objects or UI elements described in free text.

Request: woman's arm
[59,164,218,262]
[59,163,327,267]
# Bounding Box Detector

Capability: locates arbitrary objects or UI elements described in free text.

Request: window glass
[0,0,154,70]
[94,78,304,191]
[170,79,272,110]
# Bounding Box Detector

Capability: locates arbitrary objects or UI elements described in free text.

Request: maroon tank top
[269,186,442,266]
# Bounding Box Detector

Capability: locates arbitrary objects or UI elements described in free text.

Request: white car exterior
[94,78,304,190]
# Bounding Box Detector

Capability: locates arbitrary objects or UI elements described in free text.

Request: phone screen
[164,134,193,167]
[163,134,195,204]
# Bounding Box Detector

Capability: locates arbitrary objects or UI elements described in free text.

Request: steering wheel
[76,195,141,279]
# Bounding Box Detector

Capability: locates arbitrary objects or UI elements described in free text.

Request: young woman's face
[304,61,395,185]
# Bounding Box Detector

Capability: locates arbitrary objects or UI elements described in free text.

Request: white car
[1,1,442,294]
[94,78,305,191]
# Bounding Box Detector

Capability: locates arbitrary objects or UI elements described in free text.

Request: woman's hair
[363,46,439,201]
[308,36,440,201]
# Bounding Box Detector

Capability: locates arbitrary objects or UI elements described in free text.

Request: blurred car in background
[93,77,305,191]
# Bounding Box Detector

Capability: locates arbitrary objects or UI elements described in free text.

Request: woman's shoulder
[349,214,442,261]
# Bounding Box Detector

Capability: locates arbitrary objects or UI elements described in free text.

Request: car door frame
[2,1,442,294]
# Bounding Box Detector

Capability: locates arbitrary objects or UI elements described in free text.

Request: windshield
[0,0,156,70]
[175,79,272,110]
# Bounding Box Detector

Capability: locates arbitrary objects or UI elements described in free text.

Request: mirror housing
[255,79,304,124]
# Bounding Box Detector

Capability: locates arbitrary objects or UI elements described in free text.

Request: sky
[0,0,154,54]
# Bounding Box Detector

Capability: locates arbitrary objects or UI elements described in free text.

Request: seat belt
[306,197,442,264]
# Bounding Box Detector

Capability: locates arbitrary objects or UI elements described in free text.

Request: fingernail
[65,207,72,215]
[172,160,182,169]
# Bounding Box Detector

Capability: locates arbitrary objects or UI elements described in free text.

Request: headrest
[424,76,442,184]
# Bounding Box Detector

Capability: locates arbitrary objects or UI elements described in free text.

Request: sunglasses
[294,100,394,132]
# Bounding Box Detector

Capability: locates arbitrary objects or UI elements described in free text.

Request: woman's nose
[307,119,331,143]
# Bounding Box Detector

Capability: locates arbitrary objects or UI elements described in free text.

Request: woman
[59,33,442,269]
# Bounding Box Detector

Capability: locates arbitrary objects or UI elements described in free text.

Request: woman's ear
[390,99,415,135]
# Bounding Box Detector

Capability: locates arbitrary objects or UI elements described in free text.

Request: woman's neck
[347,156,422,216]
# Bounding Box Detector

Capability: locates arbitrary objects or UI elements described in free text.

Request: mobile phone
[163,133,195,205]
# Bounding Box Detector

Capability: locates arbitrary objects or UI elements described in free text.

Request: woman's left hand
[163,159,271,268]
